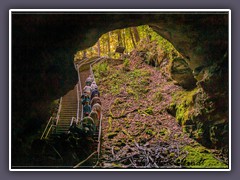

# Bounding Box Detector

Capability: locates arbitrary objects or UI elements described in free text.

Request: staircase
[55,84,78,135]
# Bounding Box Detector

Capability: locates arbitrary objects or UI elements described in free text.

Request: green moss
[144,107,154,115]
[159,128,169,136]
[180,145,228,168]
[139,87,151,94]
[108,117,112,132]
[123,58,130,71]
[116,139,126,147]
[126,87,135,95]
[107,132,118,139]
[114,98,124,105]
[135,121,142,127]
[137,107,154,116]
[171,88,198,126]
[93,61,110,77]
[170,152,175,158]
[114,146,120,151]
[176,104,189,125]
[122,128,133,139]
[114,127,121,133]
[145,128,156,136]
[125,123,130,128]
[152,91,163,102]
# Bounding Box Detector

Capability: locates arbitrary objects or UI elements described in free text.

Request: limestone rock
[170,58,197,90]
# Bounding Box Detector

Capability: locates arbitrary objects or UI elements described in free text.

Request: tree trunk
[117,29,123,47]
[83,50,87,59]
[129,28,136,48]
[122,29,127,53]
[107,32,111,57]
[132,27,140,43]
[97,40,101,57]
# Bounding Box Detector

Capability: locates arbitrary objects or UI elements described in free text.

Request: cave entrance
[11,11,229,169]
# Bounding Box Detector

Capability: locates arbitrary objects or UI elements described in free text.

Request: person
[89,110,99,127]
[83,101,91,117]
[81,92,90,105]
[90,96,102,107]
[91,80,96,85]
[90,81,97,88]
[81,114,96,136]
[92,103,102,120]
[68,122,85,137]
[83,85,91,96]
[90,83,98,93]
[91,88,100,100]
[85,75,94,86]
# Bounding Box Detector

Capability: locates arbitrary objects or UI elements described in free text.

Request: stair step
[61,106,77,108]
[58,124,71,126]
[60,114,76,117]
[61,111,76,113]
[61,109,77,112]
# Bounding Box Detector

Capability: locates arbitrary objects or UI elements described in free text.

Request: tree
[132,27,140,43]
[83,50,87,59]
[129,28,136,48]
[97,40,101,57]
[117,29,123,47]
[107,32,111,56]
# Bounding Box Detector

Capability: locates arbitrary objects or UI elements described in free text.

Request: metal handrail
[40,116,53,140]
[70,117,77,127]
[45,124,54,139]
[55,97,62,126]
[96,113,103,165]
[41,95,63,139]
[76,64,83,124]
[76,84,80,123]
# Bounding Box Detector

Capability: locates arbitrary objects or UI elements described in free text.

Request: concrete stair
[55,84,78,135]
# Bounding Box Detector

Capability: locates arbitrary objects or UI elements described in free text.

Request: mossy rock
[167,103,176,116]
[170,57,197,90]
[180,145,228,168]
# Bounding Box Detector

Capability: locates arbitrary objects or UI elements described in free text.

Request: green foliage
[145,128,155,136]
[107,132,118,139]
[179,145,227,168]
[108,117,112,132]
[123,58,130,71]
[95,61,152,98]
[114,98,124,105]
[74,24,180,64]
[143,107,154,115]
[171,88,198,126]
[137,25,181,62]
[152,91,163,102]
[93,61,109,78]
